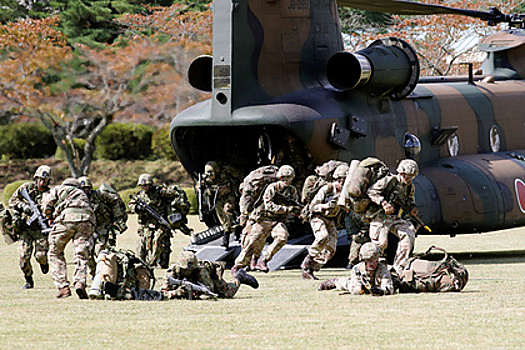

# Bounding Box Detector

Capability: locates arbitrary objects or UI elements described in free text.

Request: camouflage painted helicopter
[170,0,525,264]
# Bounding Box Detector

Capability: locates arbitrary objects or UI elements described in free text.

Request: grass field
[0,215,523,350]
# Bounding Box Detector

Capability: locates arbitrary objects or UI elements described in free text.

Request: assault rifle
[197,173,218,222]
[166,276,218,300]
[20,188,52,234]
[388,190,432,233]
[130,194,176,236]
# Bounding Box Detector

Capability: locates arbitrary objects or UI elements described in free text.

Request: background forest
[0,0,523,194]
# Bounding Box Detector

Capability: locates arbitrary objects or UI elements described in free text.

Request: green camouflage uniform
[42,181,95,290]
[235,180,299,266]
[345,211,371,266]
[86,189,128,276]
[129,185,174,267]
[202,171,237,233]
[334,259,394,295]
[367,174,417,273]
[160,259,239,299]
[9,181,50,279]
[307,182,341,270]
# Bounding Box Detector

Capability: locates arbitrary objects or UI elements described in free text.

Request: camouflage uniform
[161,252,240,299]
[344,211,371,267]
[199,161,238,247]
[9,181,50,288]
[80,179,128,277]
[367,171,417,273]
[233,167,299,271]
[128,178,175,267]
[42,178,95,298]
[333,260,394,295]
[304,183,342,272]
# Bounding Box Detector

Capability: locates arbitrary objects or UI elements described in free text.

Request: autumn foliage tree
[344,0,521,76]
[0,4,212,176]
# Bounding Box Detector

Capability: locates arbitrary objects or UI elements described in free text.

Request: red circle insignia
[514,179,525,214]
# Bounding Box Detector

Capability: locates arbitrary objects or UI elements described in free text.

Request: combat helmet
[396,159,419,176]
[79,176,93,189]
[62,178,80,187]
[34,165,51,179]
[359,242,381,261]
[277,165,295,179]
[177,251,198,270]
[204,161,220,178]
[137,174,153,186]
[333,164,349,179]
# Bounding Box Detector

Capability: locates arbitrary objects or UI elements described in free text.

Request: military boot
[56,286,72,299]
[255,258,269,273]
[74,282,88,300]
[22,275,34,289]
[318,278,337,291]
[248,255,258,271]
[231,264,241,277]
[235,269,259,289]
[221,231,230,249]
[40,263,49,274]
[300,255,318,280]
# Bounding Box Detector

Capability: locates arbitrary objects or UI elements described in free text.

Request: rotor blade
[338,0,491,19]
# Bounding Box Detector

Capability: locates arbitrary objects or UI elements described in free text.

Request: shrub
[0,123,56,160]
[152,126,178,161]
[3,180,27,206]
[119,188,140,211]
[96,123,154,160]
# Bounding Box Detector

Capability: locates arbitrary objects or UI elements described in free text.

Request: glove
[370,287,385,296]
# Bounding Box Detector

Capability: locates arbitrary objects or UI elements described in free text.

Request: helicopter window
[489,125,501,152]
[216,92,228,105]
[447,132,460,157]
[403,132,421,160]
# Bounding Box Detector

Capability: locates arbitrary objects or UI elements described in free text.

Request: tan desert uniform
[367,173,417,273]
[9,181,50,285]
[235,180,299,267]
[334,260,394,295]
[42,179,95,291]
[306,182,341,270]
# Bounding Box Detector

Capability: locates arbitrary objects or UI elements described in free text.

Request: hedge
[0,123,56,160]
[96,123,154,160]
[152,126,178,161]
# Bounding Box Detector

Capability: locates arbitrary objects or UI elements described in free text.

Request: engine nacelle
[326,37,419,100]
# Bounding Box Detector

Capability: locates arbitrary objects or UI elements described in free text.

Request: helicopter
[170,0,525,266]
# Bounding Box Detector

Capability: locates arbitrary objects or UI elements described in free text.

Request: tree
[342,0,520,76]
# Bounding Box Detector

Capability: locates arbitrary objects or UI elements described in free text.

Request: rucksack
[89,249,157,300]
[301,160,347,205]
[339,157,390,213]
[398,246,469,293]
[239,165,279,218]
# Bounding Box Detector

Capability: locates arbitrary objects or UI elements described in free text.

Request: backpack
[0,206,18,245]
[239,165,279,217]
[301,160,347,205]
[89,249,157,300]
[398,246,469,293]
[339,157,390,213]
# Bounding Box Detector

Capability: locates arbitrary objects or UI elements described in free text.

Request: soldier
[41,178,95,299]
[231,165,301,275]
[367,159,419,274]
[79,177,128,277]
[300,164,349,280]
[128,174,175,268]
[8,165,52,289]
[160,251,258,299]
[198,161,238,248]
[318,242,394,295]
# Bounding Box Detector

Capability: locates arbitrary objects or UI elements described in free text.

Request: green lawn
[0,215,523,350]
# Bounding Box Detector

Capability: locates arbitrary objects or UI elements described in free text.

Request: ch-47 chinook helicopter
[171,0,525,267]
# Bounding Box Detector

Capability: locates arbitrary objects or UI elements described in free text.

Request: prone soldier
[79,177,128,278]
[41,178,95,299]
[8,165,52,289]
[318,242,394,296]
[160,251,258,300]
